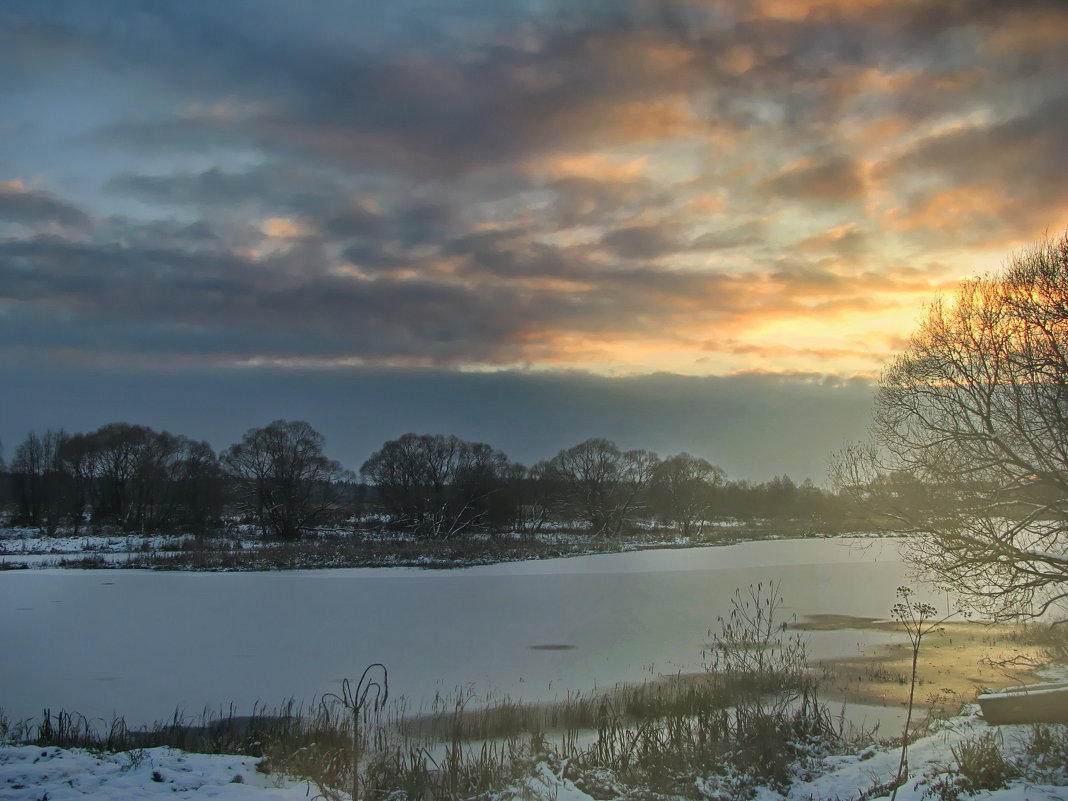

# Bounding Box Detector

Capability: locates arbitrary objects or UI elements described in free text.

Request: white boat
[977,681,1068,725]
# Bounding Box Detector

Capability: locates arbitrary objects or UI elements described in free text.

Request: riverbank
[0,523,886,571]
[4,698,1067,801]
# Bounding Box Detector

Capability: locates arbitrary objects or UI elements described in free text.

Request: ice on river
[1,537,934,727]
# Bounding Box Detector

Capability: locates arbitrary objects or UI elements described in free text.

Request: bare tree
[91,422,153,530]
[548,438,659,536]
[361,433,521,538]
[224,420,351,540]
[839,235,1068,620]
[173,438,226,535]
[650,452,726,537]
[11,429,68,534]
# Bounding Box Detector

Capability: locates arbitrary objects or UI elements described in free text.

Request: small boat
[977,681,1068,725]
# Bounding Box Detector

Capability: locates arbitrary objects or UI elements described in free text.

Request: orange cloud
[885,183,1009,235]
[982,10,1068,55]
[751,0,904,22]
[594,97,698,142]
[260,217,315,239]
[592,35,695,73]
[532,152,649,182]
[718,44,758,76]
[686,194,727,215]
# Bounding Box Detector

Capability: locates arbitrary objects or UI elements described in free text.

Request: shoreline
[804,615,1052,713]
[0,527,894,572]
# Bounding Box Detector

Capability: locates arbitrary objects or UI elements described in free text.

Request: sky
[2,0,1067,480]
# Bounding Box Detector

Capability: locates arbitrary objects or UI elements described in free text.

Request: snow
[0,745,313,800]
[505,710,1068,801]
[3,711,1066,800]
[808,710,1068,800]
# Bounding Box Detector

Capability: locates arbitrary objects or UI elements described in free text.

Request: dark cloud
[600,223,685,260]
[0,230,689,365]
[0,217,929,372]
[891,93,1068,184]
[0,183,91,230]
[108,164,341,217]
[758,154,865,204]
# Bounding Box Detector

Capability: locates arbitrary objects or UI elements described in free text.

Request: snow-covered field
[3,709,1066,801]
[0,524,886,567]
[0,527,260,562]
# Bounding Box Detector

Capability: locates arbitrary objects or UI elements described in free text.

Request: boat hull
[977,682,1068,725]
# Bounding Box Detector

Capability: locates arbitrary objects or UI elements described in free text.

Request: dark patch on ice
[101,582,115,585]
[528,644,577,651]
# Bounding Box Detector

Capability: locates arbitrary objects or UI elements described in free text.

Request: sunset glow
[1,0,1065,380]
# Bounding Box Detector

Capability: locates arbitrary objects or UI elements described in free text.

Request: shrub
[923,731,1016,800]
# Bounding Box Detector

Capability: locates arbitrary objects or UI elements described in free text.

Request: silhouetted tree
[547,438,659,536]
[361,433,521,537]
[90,422,154,529]
[55,432,97,535]
[11,429,68,534]
[650,452,726,536]
[764,475,797,519]
[173,439,226,535]
[836,235,1068,619]
[223,420,350,540]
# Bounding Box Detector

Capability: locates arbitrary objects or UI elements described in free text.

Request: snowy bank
[0,744,311,801]
[5,709,1068,801]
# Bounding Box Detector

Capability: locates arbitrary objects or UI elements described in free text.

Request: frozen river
[1,536,937,727]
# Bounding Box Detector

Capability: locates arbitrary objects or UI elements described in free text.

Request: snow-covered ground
[3,709,1066,801]
[779,709,1066,800]
[0,526,257,556]
[0,524,887,562]
[0,744,312,800]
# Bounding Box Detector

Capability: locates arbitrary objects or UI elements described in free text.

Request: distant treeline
[0,420,858,540]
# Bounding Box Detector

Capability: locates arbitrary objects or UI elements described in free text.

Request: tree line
[0,421,851,540]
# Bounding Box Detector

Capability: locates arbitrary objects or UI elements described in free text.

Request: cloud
[600,223,685,260]
[0,181,92,231]
[0,216,946,375]
[3,0,1068,380]
[107,164,341,217]
[758,154,866,204]
[691,221,766,251]
[880,92,1068,242]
